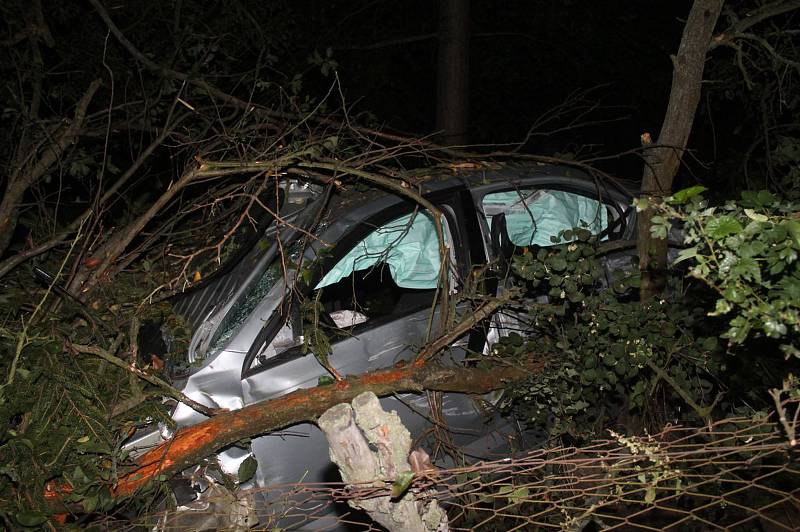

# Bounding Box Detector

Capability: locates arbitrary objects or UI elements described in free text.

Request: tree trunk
[637,0,723,300]
[319,392,449,531]
[435,0,470,146]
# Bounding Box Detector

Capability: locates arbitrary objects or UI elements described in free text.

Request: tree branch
[43,357,540,512]
[710,0,800,50]
[0,79,101,256]
[67,341,222,418]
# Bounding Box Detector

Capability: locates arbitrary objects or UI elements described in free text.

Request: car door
[469,171,632,259]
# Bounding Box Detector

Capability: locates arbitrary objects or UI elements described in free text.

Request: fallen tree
[44,357,543,510]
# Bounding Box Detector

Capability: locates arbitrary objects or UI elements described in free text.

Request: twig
[67,341,222,418]
[769,382,797,447]
[647,359,721,424]
[414,291,517,365]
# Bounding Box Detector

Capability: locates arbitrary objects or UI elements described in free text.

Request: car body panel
[126,163,634,526]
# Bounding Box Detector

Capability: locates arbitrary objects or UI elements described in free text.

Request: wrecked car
[127,162,634,526]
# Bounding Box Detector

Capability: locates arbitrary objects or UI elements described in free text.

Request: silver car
[130,162,634,527]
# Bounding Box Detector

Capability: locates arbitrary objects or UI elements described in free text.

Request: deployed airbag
[483,190,608,246]
[315,211,445,290]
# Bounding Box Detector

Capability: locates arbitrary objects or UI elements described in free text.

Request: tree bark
[319,392,449,531]
[637,0,723,300]
[435,0,470,146]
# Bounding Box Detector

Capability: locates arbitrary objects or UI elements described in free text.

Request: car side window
[313,210,447,330]
[482,189,610,247]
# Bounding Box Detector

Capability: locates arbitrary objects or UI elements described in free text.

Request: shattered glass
[207,264,282,355]
[206,238,307,357]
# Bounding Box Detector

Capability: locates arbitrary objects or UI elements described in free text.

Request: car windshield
[204,233,315,356]
[206,260,284,356]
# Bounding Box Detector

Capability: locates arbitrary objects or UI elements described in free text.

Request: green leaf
[322,136,339,151]
[650,224,668,240]
[509,486,529,504]
[708,299,733,316]
[763,318,787,338]
[743,208,769,222]
[317,375,335,386]
[784,220,800,248]
[238,456,258,484]
[83,494,99,513]
[634,197,650,212]
[548,256,567,272]
[16,511,48,527]
[669,185,707,205]
[391,471,414,498]
[701,337,718,351]
[705,216,743,238]
[674,246,699,264]
[644,485,657,504]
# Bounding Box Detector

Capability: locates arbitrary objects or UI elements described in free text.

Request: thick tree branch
[44,358,540,510]
[109,359,539,498]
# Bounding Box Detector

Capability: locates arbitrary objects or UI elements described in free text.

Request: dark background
[1,0,797,216]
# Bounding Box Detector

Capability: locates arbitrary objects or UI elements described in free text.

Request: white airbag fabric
[483,190,608,246]
[315,211,444,290]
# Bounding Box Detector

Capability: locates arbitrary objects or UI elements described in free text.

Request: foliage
[652,188,799,356]
[0,279,185,527]
[495,231,724,438]
[496,199,800,440]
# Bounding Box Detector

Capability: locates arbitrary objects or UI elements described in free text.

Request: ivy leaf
[705,216,743,238]
[549,256,567,272]
[238,456,258,484]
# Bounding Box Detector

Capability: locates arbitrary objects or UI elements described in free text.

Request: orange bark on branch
[110,360,538,497]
